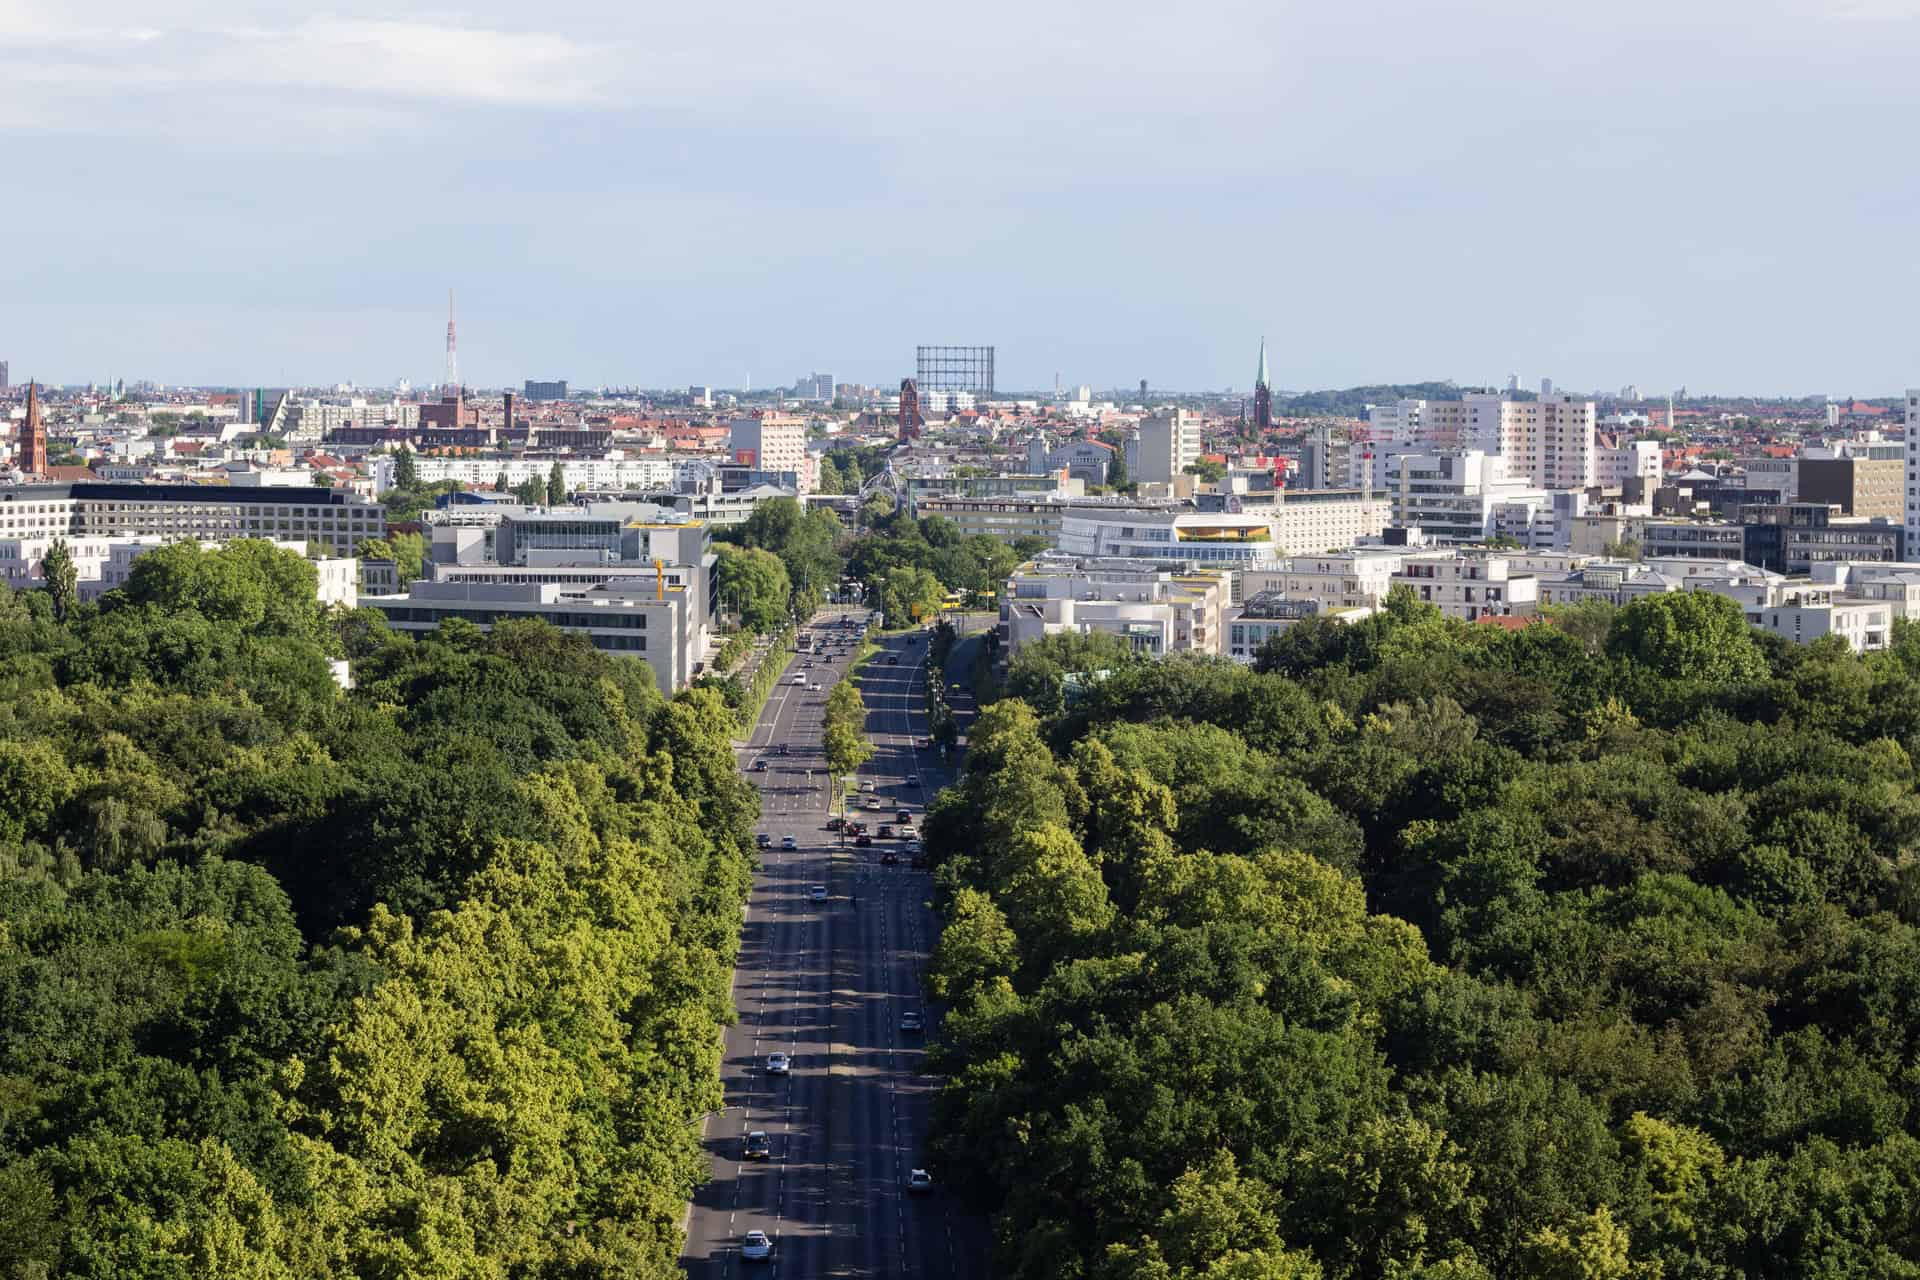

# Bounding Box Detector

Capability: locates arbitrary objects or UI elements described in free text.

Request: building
[1224,593,1371,663]
[0,481,384,552]
[370,578,701,692]
[0,534,355,605]
[1798,448,1903,520]
[999,558,1227,660]
[1534,562,1687,608]
[1133,410,1202,484]
[523,380,570,402]
[914,493,1098,545]
[1595,438,1663,488]
[1391,550,1538,620]
[1239,548,1411,612]
[729,414,813,494]
[1390,450,1548,544]
[1738,503,1904,575]
[1027,434,1116,487]
[1052,493,1388,570]
[15,381,46,478]
[1252,339,1274,434]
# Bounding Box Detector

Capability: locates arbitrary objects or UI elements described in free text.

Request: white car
[766,1052,791,1075]
[741,1229,773,1262]
[906,1169,933,1195]
[808,884,829,902]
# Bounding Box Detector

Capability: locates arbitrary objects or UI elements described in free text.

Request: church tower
[1252,338,1274,435]
[17,382,46,478]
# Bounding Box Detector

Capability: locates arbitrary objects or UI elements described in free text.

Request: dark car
[848,821,868,834]
[878,824,894,839]
[888,656,899,665]
[753,759,768,772]
[854,834,872,847]
[880,850,899,866]
[776,743,789,756]
[899,1010,923,1032]
[826,816,845,832]
[896,809,912,823]
[744,1131,772,1160]
[755,833,771,848]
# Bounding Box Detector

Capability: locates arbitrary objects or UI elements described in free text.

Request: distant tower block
[444,289,460,394]
[898,378,924,441]
[1140,379,1149,404]
[916,346,995,398]
[1253,337,1274,434]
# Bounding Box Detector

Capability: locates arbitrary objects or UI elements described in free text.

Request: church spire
[1256,336,1271,392]
[17,381,46,478]
[1252,339,1274,435]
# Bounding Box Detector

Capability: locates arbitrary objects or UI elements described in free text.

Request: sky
[3,0,1920,396]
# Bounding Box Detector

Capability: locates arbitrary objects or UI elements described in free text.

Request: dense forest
[924,589,1920,1278]
[0,541,756,1277]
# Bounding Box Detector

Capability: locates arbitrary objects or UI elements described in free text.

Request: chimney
[503,390,515,432]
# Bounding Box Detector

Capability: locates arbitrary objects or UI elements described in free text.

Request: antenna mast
[444,289,459,394]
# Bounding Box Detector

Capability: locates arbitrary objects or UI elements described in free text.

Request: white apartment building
[1133,410,1203,484]
[0,482,384,554]
[1240,549,1409,612]
[1391,451,1549,544]
[1359,394,1599,491]
[1595,439,1663,488]
[379,456,682,493]
[999,558,1228,659]
[729,414,814,494]
[1053,494,1388,570]
[1269,490,1391,553]
[1392,550,1538,620]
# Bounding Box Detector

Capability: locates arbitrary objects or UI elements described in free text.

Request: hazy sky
[4,0,1919,395]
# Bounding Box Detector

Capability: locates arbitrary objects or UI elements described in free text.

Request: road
[682,611,992,1279]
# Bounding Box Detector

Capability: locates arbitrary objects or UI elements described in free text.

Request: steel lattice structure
[915,346,995,396]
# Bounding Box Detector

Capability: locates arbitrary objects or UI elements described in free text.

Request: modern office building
[523,380,570,402]
[0,481,384,551]
[1390,450,1548,544]
[1239,548,1412,612]
[370,578,701,691]
[1798,448,1903,520]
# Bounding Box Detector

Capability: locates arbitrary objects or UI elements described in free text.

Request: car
[781,835,797,850]
[766,1052,790,1075]
[900,1010,923,1032]
[776,743,789,756]
[906,775,920,787]
[741,1229,774,1262]
[860,779,876,793]
[878,824,894,839]
[897,809,912,823]
[808,884,829,902]
[790,674,805,685]
[906,839,923,854]
[854,834,872,847]
[888,656,899,665]
[917,737,932,749]
[755,833,771,848]
[810,683,821,692]
[826,816,845,832]
[906,1169,934,1195]
[744,1131,772,1160]
[866,796,884,810]
[753,759,768,772]
[897,825,916,840]
[880,850,899,865]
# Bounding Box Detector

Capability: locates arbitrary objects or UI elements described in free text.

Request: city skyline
[8,1,1920,391]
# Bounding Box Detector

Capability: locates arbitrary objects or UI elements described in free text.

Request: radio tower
[443,289,460,395]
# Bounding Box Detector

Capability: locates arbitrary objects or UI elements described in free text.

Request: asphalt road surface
[682,611,992,1279]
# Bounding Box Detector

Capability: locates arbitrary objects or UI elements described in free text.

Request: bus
[796,633,813,652]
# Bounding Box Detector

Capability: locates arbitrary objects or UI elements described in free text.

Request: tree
[41,537,76,622]
[1183,459,1227,483]
[494,469,511,492]
[880,564,945,629]
[1107,452,1132,490]
[1606,592,1766,685]
[514,477,547,505]
[816,454,844,495]
[716,543,792,632]
[546,461,567,505]
[1603,538,1643,561]
[391,445,419,490]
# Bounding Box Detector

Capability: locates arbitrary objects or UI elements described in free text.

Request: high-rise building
[16,381,46,478]
[0,362,9,392]
[524,380,569,402]
[729,413,812,493]
[1901,390,1920,547]
[1135,409,1203,484]
[1253,338,1274,434]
